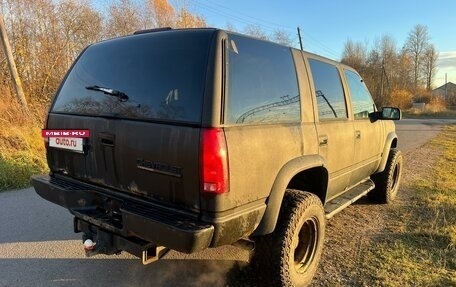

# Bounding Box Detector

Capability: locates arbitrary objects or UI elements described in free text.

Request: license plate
[49,137,84,153]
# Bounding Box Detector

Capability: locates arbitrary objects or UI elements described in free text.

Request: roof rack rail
[133,27,172,35]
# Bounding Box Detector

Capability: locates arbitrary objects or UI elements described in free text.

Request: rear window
[51,30,214,123]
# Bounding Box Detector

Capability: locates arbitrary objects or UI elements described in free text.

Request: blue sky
[184,0,456,87]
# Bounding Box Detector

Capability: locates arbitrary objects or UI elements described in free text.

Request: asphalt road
[395,118,456,151]
[0,118,454,287]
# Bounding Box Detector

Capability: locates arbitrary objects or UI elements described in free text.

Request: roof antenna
[297,27,303,51]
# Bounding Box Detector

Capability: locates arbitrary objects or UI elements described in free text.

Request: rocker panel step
[324,179,375,219]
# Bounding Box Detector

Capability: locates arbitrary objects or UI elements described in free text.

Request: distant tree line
[0,0,296,113]
[0,1,444,115]
[232,23,444,109]
[341,24,440,109]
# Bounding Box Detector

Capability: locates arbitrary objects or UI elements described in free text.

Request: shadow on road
[0,257,256,286]
[0,188,259,286]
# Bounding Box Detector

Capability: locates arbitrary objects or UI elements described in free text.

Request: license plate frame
[49,137,84,153]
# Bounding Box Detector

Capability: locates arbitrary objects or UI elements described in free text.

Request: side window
[344,70,375,119]
[226,34,300,124]
[308,59,347,120]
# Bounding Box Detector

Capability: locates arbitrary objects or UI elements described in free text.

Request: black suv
[32,28,402,286]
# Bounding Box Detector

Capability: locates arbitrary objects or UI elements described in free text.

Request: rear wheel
[369,148,403,203]
[252,189,325,286]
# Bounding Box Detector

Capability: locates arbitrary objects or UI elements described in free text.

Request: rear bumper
[31,174,214,253]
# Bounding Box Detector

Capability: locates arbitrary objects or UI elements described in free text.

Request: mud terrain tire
[252,190,325,287]
[369,148,403,204]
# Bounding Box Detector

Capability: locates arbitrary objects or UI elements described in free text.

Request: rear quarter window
[51,30,214,123]
[226,34,300,124]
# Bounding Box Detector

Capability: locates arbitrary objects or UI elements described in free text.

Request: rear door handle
[355,130,361,139]
[319,136,328,146]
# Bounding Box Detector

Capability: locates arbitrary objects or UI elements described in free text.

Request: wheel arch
[252,155,328,236]
[376,131,398,173]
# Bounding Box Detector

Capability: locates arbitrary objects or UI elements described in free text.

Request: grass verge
[0,97,48,191]
[0,125,48,191]
[358,126,456,287]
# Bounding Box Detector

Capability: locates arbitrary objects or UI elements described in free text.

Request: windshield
[51,29,214,123]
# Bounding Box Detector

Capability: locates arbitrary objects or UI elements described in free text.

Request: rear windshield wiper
[85,85,129,102]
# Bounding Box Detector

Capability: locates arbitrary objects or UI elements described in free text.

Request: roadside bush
[0,95,48,191]
[0,151,47,190]
[426,96,447,112]
[387,89,413,109]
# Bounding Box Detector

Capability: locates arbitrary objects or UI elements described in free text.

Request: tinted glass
[226,34,300,124]
[52,30,213,123]
[344,70,375,119]
[308,59,347,120]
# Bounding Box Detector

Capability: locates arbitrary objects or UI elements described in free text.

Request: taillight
[200,128,229,194]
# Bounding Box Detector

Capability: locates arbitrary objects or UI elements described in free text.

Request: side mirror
[380,107,401,120]
[369,107,402,121]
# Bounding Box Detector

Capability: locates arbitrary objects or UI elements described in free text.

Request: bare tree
[375,34,410,92]
[403,24,430,90]
[106,0,142,37]
[272,29,292,46]
[176,8,206,28]
[377,35,397,104]
[244,24,269,40]
[149,0,176,28]
[341,39,367,72]
[422,44,438,91]
[378,35,397,70]
[395,51,414,92]
[365,49,383,105]
[225,22,237,32]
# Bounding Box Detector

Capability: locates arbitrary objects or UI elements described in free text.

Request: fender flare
[376,131,398,173]
[253,154,328,236]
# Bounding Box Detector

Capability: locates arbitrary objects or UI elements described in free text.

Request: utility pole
[297,27,303,51]
[380,60,384,100]
[0,13,29,113]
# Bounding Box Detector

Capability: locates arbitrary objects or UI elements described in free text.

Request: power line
[188,0,340,58]
[188,0,279,32]
[93,0,341,59]
[197,0,295,30]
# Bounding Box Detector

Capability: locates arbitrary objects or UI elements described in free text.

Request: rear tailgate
[46,114,201,210]
[45,29,216,211]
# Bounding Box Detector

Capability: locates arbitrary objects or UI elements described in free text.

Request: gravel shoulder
[310,134,440,286]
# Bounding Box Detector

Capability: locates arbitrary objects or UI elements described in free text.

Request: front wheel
[369,148,403,203]
[252,189,325,287]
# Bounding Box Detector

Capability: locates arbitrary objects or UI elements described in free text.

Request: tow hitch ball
[83,238,95,250]
[82,230,95,251]
[81,230,121,257]
[76,218,169,264]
